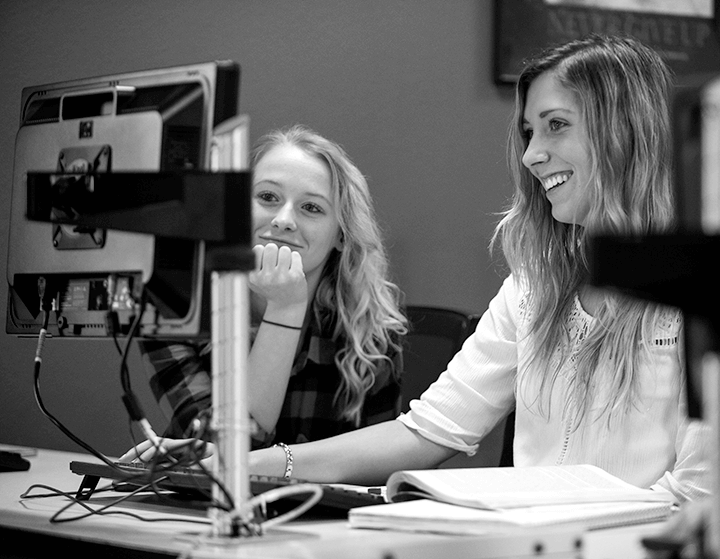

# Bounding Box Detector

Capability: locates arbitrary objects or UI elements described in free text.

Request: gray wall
[0,0,515,456]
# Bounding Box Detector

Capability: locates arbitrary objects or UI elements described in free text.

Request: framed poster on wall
[494,0,720,85]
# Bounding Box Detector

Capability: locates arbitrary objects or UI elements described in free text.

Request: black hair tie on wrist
[262,319,302,331]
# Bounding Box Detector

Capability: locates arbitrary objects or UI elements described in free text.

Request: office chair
[402,305,514,468]
[401,305,478,412]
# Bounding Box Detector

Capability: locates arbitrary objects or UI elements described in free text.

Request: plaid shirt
[138,317,402,449]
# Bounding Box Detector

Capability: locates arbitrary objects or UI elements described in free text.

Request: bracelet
[262,318,302,331]
[274,442,294,478]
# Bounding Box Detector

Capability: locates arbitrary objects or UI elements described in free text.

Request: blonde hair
[252,125,407,425]
[493,35,677,422]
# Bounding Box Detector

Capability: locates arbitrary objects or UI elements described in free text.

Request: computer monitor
[6,60,246,339]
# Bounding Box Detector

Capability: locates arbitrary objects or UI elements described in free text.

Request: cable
[31,281,148,477]
[119,295,145,396]
[174,484,324,558]
[145,438,235,512]
[20,482,211,525]
[115,291,168,459]
[105,311,123,355]
[109,441,325,535]
[32,282,322,537]
[32,302,117,469]
[22,447,323,539]
[248,484,323,532]
[29,281,242,528]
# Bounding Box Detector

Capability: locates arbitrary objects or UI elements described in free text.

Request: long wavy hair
[252,125,407,425]
[492,34,677,423]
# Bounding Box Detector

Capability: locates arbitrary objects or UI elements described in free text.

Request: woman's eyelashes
[254,190,327,216]
[548,118,568,132]
[302,202,324,214]
[523,118,569,141]
[255,190,278,204]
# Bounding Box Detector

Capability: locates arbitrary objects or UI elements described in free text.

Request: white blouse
[398,274,711,503]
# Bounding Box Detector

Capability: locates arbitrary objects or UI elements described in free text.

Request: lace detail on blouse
[541,295,587,383]
[568,294,592,347]
[649,307,681,347]
[562,294,681,352]
[516,290,680,379]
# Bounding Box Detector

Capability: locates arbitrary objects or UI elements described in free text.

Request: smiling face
[521,70,593,226]
[252,144,342,292]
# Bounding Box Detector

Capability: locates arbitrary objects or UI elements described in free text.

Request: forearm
[247,332,298,431]
[247,301,306,432]
[247,242,308,432]
[249,420,456,485]
[653,419,713,503]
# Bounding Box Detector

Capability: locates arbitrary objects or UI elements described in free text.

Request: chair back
[401,305,479,412]
[402,305,514,468]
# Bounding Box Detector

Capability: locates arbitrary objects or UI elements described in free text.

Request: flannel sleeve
[137,340,212,439]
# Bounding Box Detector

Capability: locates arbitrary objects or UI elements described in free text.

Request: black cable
[32,282,240,524]
[103,307,123,355]
[110,325,123,355]
[119,292,146,396]
[31,298,142,477]
[32,309,115,469]
[112,289,235,511]
[20,482,210,525]
[109,290,236,512]
[31,316,225,507]
[142,438,234,512]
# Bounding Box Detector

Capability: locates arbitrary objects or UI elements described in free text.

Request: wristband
[274,442,294,478]
[262,319,302,331]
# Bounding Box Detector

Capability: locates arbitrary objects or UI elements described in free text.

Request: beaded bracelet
[262,318,302,331]
[274,442,294,478]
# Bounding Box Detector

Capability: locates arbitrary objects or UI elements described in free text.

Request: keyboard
[69,460,386,511]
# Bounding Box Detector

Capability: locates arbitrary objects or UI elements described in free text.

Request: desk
[0,447,668,559]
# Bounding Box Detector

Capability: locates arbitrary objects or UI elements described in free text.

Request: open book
[349,465,675,535]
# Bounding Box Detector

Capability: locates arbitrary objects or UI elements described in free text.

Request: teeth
[542,173,570,191]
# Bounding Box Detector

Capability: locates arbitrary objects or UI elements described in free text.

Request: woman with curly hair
[137,124,407,449]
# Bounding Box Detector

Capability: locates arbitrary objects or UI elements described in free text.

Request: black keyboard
[69,460,385,511]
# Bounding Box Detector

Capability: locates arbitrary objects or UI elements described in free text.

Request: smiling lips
[541,172,572,192]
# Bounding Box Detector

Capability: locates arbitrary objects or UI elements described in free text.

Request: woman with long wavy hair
[136,124,407,449]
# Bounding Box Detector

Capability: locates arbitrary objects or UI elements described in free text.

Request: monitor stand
[209,270,251,537]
